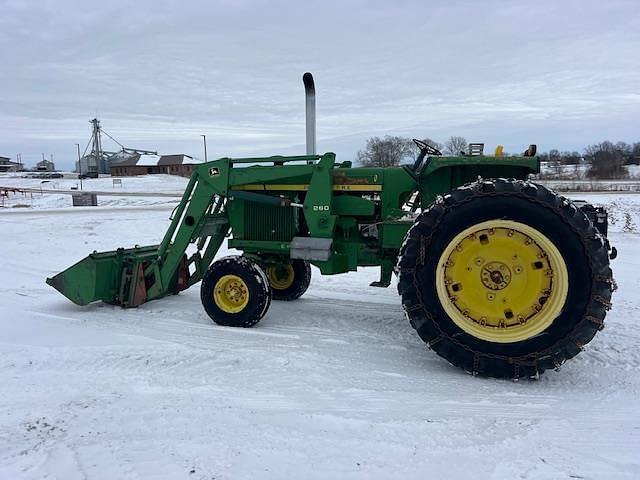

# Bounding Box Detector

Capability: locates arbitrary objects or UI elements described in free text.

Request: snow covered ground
[0,173,189,194]
[1,188,639,479]
[0,174,186,209]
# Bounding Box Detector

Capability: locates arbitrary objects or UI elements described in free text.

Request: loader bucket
[46,245,162,306]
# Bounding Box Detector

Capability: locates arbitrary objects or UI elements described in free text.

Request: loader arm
[47,163,231,307]
[146,171,227,299]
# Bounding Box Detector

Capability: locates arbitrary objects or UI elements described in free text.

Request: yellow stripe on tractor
[236,184,383,192]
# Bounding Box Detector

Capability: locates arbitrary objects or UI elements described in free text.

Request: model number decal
[312,205,330,211]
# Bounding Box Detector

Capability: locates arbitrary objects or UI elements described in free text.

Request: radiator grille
[244,203,297,241]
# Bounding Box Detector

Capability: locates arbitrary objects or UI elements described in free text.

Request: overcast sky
[1,0,639,169]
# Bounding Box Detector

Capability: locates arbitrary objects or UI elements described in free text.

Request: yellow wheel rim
[266,264,295,290]
[213,274,250,313]
[435,220,568,343]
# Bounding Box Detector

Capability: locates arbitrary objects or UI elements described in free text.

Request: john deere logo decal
[209,167,220,177]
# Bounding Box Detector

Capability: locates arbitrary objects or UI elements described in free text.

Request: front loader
[48,73,616,379]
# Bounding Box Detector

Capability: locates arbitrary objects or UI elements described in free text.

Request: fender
[418,155,539,206]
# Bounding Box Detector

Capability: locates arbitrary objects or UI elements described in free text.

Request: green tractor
[47,73,616,379]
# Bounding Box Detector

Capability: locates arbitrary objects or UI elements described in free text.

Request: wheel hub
[436,220,569,343]
[481,262,511,290]
[213,274,250,313]
[266,264,295,290]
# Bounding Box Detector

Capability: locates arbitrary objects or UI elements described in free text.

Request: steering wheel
[410,138,442,174]
[413,139,442,156]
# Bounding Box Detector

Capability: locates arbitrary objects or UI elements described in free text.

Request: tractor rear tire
[397,179,614,379]
[265,259,312,301]
[201,256,272,327]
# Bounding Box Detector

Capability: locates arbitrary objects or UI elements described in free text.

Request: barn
[0,156,23,173]
[110,154,201,177]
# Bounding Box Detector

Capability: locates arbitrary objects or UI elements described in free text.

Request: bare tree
[573,162,583,179]
[562,151,582,165]
[631,142,640,165]
[357,136,412,167]
[443,136,467,155]
[548,149,562,177]
[615,141,631,161]
[585,141,628,179]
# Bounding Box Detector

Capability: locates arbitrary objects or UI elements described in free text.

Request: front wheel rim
[213,274,250,313]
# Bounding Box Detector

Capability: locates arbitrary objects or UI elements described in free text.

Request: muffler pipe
[303,72,316,156]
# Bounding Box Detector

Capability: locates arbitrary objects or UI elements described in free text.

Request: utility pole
[201,134,208,162]
[76,143,83,190]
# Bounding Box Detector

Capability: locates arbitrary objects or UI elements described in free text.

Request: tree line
[357,136,640,179]
[356,136,465,167]
[538,141,640,179]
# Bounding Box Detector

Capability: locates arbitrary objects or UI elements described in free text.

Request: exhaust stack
[303,72,316,155]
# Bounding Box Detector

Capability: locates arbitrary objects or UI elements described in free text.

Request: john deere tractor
[48,73,615,379]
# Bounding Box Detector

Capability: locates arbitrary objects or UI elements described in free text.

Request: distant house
[0,156,23,173]
[110,154,200,177]
[36,159,56,172]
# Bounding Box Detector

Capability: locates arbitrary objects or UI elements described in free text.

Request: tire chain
[398,178,615,378]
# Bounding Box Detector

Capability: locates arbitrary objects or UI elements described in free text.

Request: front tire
[397,179,614,379]
[201,256,272,327]
[265,259,311,301]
